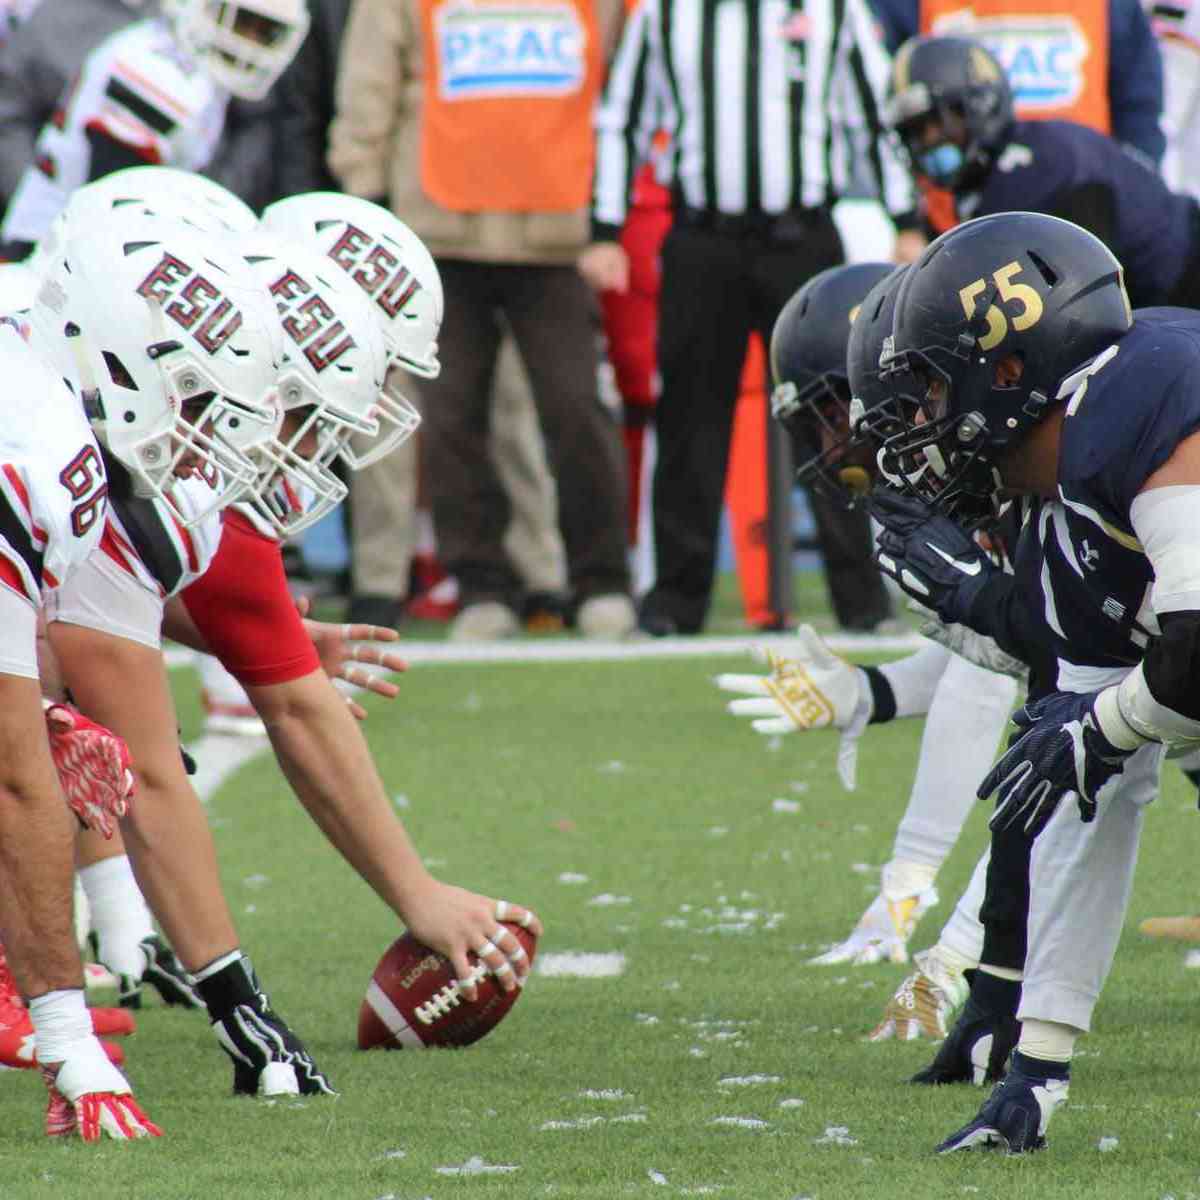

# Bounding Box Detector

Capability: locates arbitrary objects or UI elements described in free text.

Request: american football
[357,923,537,1050]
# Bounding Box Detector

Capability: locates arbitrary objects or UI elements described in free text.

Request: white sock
[892,654,1018,869]
[79,856,155,980]
[935,849,989,968]
[1019,1018,1079,1064]
[28,989,91,1065]
[881,859,938,901]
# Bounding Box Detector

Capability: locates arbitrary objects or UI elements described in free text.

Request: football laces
[414,962,489,1026]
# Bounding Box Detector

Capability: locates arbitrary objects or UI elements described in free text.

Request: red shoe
[406,575,460,622]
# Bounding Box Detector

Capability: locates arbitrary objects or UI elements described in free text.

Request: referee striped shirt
[592,0,916,238]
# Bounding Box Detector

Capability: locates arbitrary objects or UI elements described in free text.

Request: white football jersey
[0,321,108,604]
[1152,0,1200,201]
[99,470,227,599]
[2,16,228,246]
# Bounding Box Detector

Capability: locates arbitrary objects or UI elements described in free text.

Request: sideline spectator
[330,0,634,641]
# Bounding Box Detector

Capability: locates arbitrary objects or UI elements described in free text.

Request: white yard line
[165,630,921,674]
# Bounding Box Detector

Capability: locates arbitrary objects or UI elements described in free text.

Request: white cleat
[808,885,939,967]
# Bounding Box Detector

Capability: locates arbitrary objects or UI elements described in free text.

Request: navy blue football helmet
[886,36,1014,190]
[880,212,1133,524]
[769,262,895,504]
[845,264,919,451]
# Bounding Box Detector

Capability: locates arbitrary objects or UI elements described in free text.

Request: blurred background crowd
[2,0,1197,655]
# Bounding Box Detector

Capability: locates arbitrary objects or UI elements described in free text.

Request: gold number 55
[958,261,1045,352]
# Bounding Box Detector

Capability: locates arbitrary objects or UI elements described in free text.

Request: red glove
[44,703,135,839]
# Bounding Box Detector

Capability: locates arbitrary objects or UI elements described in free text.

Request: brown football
[357,922,537,1049]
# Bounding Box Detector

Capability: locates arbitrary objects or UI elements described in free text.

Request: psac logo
[136,253,243,354]
[328,225,423,320]
[269,270,356,372]
[434,1,586,100]
[930,13,1090,112]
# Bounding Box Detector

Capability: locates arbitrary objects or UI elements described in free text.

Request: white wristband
[1093,683,1148,751]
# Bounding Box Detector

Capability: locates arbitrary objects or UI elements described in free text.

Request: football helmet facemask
[879,212,1133,525]
[239,233,389,537]
[261,193,440,467]
[30,215,283,526]
[165,0,309,101]
[770,262,895,506]
[885,36,1013,190]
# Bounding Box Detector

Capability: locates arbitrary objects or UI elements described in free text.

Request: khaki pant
[350,335,566,599]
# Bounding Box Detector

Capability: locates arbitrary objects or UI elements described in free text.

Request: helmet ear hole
[102,351,138,390]
[1026,250,1059,288]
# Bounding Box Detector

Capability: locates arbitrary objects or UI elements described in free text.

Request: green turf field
[3,643,1200,1200]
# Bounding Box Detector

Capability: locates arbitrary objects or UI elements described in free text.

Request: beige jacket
[329,0,622,264]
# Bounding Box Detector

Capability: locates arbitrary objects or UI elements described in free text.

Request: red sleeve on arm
[181,511,320,687]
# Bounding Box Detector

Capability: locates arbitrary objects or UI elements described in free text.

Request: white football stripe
[365,980,425,1048]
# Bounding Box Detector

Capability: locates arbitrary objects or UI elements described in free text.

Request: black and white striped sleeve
[837,0,916,226]
[592,0,662,241]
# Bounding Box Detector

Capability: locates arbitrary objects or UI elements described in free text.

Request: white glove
[715,625,871,788]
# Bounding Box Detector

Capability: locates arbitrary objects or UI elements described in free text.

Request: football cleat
[910,983,1018,1086]
[808,884,938,966]
[117,935,204,1010]
[869,947,969,1041]
[936,1053,1069,1154]
[1137,915,1200,942]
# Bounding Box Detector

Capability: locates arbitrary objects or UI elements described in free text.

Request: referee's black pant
[641,209,892,634]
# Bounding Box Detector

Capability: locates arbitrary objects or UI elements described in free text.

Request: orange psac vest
[419,0,603,213]
[917,0,1110,231]
[919,0,1110,131]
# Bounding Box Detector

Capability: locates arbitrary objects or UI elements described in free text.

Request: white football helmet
[29,214,283,526]
[165,0,310,101]
[0,262,38,315]
[236,232,389,536]
[31,167,259,281]
[261,193,439,467]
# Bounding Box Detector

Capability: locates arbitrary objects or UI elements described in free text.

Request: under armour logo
[1079,540,1100,571]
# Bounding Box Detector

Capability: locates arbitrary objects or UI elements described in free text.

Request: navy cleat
[936,1052,1069,1154]
[910,992,1018,1085]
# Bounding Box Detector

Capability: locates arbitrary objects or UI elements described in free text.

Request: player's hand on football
[295,595,408,719]
[41,1038,161,1142]
[44,703,134,839]
[981,688,1137,835]
[870,490,997,626]
[401,880,542,999]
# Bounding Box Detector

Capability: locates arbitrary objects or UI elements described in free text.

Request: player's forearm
[250,672,435,920]
[0,680,83,994]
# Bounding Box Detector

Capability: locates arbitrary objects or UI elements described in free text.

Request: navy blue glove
[869,491,996,625]
[980,690,1137,835]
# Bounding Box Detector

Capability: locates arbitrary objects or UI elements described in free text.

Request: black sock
[194,954,261,1021]
[1011,1049,1070,1081]
[968,968,1022,1021]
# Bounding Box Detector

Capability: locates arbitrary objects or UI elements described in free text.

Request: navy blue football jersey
[1011,309,1200,674]
[960,121,1197,307]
